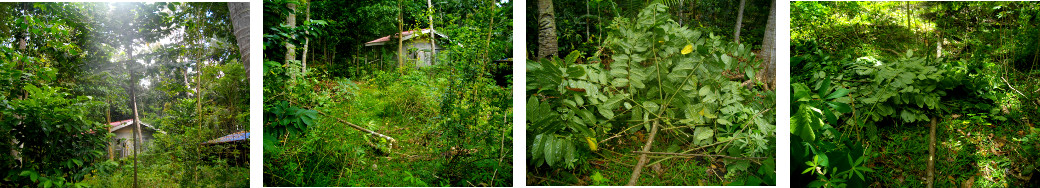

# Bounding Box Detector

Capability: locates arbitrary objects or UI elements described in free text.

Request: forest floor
[303,78,447,186]
[869,113,1040,187]
[527,131,768,186]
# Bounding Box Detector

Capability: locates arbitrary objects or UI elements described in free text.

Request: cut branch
[315,110,397,149]
[626,120,660,186]
[632,151,767,161]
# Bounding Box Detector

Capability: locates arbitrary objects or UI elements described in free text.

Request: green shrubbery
[527,3,775,185]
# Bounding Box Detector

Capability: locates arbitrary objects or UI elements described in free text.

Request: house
[108,119,165,160]
[364,28,449,67]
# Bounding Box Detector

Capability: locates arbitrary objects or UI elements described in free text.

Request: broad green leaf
[826,101,852,113]
[699,86,712,96]
[694,126,713,143]
[825,88,850,100]
[566,66,585,78]
[817,77,831,97]
[531,134,546,164]
[642,101,659,114]
[792,83,810,101]
[598,106,615,119]
[563,139,576,168]
[791,105,822,141]
[611,78,630,87]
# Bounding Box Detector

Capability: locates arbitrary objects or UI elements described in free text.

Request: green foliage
[792,2,1040,186]
[527,3,774,184]
[265,100,318,136]
[1,85,109,186]
[791,80,851,142]
[851,54,957,124]
[527,0,774,60]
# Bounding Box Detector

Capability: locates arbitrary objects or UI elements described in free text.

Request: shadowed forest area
[791,1,1040,187]
[0,2,250,187]
[262,0,512,186]
[526,0,776,186]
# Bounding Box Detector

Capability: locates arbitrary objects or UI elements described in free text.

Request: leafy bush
[791,81,875,187]
[1,85,108,187]
[527,3,775,182]
[265,100,318,137]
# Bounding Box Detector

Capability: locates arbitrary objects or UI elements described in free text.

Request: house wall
[403,38,446,68]
[110,127,156,159]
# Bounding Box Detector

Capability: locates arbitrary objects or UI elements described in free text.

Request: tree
[397,0,404,68]
[427,0,436,65]
[734,0,746,43]
[302,1,310,74]
[537,0,558,59]
[228,2,250,75]
[760,0,775,90]
[285,1,297,76]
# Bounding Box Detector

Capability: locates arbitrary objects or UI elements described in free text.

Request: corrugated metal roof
[108,119,164,134]
[202,131,249,145]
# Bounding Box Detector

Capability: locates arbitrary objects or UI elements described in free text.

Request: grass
[81,157,249,188]
[265,69,512,186]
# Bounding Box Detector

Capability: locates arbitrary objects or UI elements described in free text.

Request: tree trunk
[927,117,936,188]
[285,2,297,77]
[302,2,310,74]
[537,0,559,59]
[106,98,112,160]
[122,44,144,188]
[16,2,29,99]
[905,2,911,29]
[228,2,250,75]
[733,0,745,43]
[398,0,404,68]
[759,0,775,90]
[427,0,437,65]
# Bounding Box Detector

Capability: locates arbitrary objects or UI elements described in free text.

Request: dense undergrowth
[791,2,1040,187]
[527,3,775,186]
[263,67,513,186]
[262,0,513,186]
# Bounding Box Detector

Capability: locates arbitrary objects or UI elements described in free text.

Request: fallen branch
[632,151,767,161]
[315,110,398,149]
[1001,77,1040,106]
[626,121,660,186]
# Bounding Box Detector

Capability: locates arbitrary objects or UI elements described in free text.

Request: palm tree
[537,0,558,59]
[228,2,250,75]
